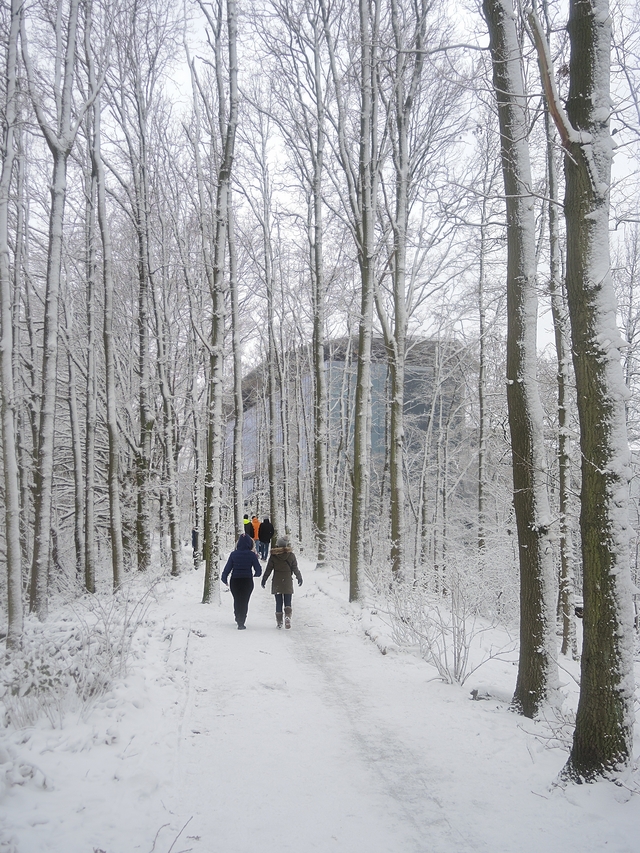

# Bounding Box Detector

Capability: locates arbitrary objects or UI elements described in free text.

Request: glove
[298,578,303,587]
[221,577,228,586]
[261,580,266,589]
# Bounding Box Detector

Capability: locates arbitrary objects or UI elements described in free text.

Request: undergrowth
[0,576,159,729]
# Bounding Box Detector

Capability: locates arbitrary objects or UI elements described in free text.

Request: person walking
[261,536,302,629]
[243,514,253,537]
[258,517,275,560]
[221,534,262,629]
[251,515,260,543]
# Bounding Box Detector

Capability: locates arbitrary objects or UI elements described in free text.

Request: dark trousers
[258,540,270,560]
[229,577,254,626]
[274,593,292,613]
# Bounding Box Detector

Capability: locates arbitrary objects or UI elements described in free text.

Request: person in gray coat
[261,536,303,628]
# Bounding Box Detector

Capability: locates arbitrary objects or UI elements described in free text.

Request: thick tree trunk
[561,0,635,780]
[483,0,558,718]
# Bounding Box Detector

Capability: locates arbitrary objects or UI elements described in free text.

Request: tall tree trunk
[320,0,379,599]
[349,0,379,601]
[560,0,635,779]
[135,168,154,573]
[84,142,97,594]
[22,0,84,618]
[202,0,238,603]
[65,304,85,582]
[309,11,329,566]
[483,0,558,717]
[229,207,245,535]
[87,39,124,588]
[380,0,428,579]
[152,229,181,578]
[543,100,576,659]
[0,0,23,647]
[477,202,488,552]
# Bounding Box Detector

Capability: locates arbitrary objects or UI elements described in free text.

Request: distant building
[226,336,466,506]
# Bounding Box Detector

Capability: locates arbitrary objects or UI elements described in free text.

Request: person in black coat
[221,534,262,629]
[257,517,275,560]
[243,514,253,537]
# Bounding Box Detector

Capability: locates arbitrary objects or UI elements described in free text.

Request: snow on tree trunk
[22,0,84,619]
[349,0,380,601]
[543,94,577,659]
[483,0,559,717]
[66,306,86,583]
[229,209,245,537]
[83,128,98,594]
[202,0,238,604]
[560,0,635,780]
[91,94,124,589]
[0,0,23,647]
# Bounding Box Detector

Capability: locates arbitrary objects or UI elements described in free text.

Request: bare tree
[21,0,91,618]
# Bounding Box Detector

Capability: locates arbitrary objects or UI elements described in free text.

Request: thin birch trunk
[65,303,85,581]
[152,227,181,577]
[84,141,97,593]
[478,204,488,552]
[201,0,238,603]
[382,0,428,579]
[0,0,23,647]
[351,0,379,601]
[87,32,124,588]
[229,208,244,534]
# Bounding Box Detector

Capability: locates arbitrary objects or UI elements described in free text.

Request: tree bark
[201,0,239,603]
[22,0,84,618]
[483,0,558,717]
[87,29,124,589]
[0,0,24,647]
[561,0,635,779]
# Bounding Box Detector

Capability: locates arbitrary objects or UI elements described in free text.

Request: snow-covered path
[160,563,639,853]
[2,559,639,853]
[171,570,466,853]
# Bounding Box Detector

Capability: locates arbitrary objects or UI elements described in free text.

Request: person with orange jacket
[251,515,260,541]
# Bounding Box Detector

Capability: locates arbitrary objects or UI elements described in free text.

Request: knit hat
[276,536,289,548]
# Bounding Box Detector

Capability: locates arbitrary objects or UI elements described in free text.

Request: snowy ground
[1,555,639,853]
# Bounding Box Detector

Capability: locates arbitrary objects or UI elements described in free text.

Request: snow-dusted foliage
[382,550,518,684]
[0,578,157,729]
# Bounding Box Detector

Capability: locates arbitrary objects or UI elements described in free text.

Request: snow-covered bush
[384,553,517,684]
[0,577,157,729]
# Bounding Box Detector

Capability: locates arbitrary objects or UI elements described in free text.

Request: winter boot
[276,611,283,629]
[284,606,292,629]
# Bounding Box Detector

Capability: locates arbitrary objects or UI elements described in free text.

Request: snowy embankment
[1,558,639,853]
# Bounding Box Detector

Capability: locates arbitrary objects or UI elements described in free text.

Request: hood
[236,534,255,551]
[271,546,291,556]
